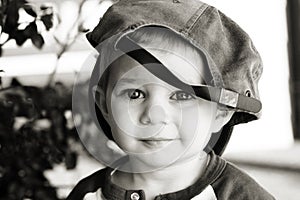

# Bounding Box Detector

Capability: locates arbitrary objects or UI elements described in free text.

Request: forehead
[107,43,209,89]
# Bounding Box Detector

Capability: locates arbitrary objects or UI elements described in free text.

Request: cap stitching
[182,3,209,35]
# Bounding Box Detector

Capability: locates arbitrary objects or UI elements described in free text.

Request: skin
[98,45,232,199]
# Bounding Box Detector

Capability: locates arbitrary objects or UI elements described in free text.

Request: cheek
[109,94,134,124]
[179,102,216,142]
[107,105,140,153]
[108,95,157,142]
[110,127,136,152]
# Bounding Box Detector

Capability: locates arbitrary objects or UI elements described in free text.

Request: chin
[127,149,187,172]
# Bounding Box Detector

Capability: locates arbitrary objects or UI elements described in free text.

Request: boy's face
[101,47,219,170]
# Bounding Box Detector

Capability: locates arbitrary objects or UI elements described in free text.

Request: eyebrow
[117,78,140,84]
[112,78,144,90]
[114,77,207,89]
[116,78,150,85]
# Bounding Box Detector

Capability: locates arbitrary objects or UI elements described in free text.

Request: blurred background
[0,0,299,199]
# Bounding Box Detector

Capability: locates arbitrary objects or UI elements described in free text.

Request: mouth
[140,138,179,148]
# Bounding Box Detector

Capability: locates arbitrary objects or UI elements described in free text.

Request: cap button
[131,192,140,200]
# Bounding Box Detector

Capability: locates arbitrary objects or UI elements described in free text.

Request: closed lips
[140,138,179,142]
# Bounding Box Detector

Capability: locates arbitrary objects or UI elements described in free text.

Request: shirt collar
[102,151,226,200]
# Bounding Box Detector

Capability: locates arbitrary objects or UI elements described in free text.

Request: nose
[140,99,170,125]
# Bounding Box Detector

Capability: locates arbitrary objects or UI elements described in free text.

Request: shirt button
[131,192,140,200]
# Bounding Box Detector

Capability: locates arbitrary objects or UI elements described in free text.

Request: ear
[95,87,109,122]
[211,109,235,133]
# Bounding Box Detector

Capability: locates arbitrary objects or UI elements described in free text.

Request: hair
[98,26,213,94]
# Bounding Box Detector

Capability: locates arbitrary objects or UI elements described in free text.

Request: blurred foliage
[0,0,108,198]
[0,0,54,89]
[0,0,54,55]
[0,79,79,199]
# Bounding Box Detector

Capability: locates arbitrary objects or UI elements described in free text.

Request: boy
[68,0,275,199]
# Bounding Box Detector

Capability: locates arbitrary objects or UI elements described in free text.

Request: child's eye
[127,89,145,99]
[170,91,195,101]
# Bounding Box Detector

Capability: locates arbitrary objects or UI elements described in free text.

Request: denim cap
[86,0,263,155]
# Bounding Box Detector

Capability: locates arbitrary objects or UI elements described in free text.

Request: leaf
[13,30,28,46]
[10,77,22,87]
[0,69,4,88]
[31,34,44,49]
[0,9,3,28]
[3,1,19,33]
[40,5,49,11]
[40,14,53,31]
[24,6,37,18]
[7,22,38,46]
[23,22,38,37]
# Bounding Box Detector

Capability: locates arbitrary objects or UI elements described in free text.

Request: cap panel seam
[181,3,209,35]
